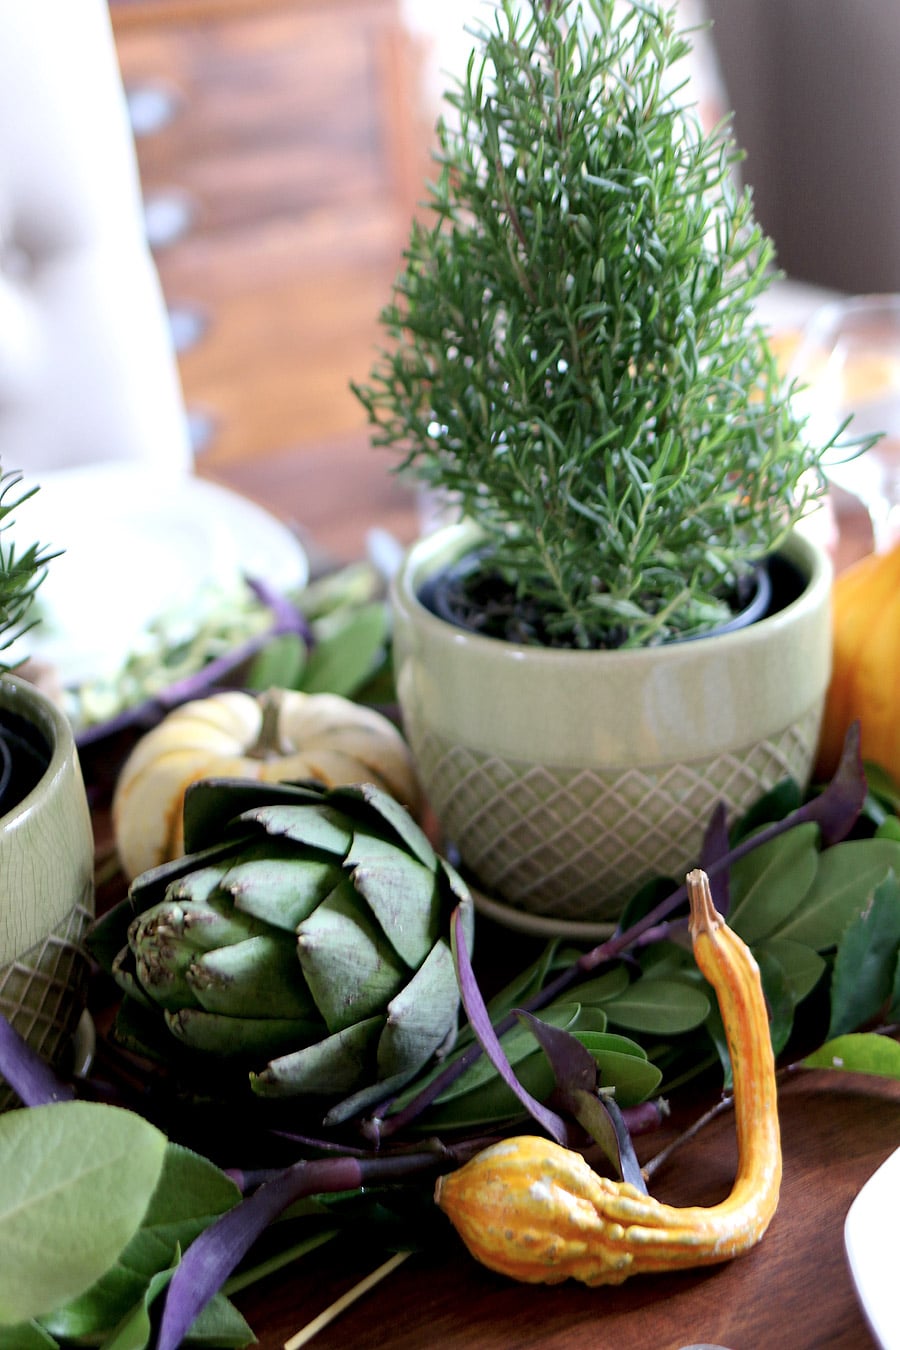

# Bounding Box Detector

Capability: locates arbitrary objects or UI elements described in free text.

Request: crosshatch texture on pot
[409,710,822,921]
[0,902,93,1110]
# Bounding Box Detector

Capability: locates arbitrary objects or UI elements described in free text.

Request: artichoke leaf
[296,879,408,1032]
[250,1015,383,1097]
[181,777,331,854]
[129,898,272,1012]
[347,827,443,967]
[186,934,318,1019]
[330,782,436,868]
[164,1008,321,1059]
[217,839,343,930]
[128,837,256,908]
[111,946,155,1010]
[133,895,269,956]
[167,865,232,906]
[86,841,252,978]
[377,937,460,1079]
[239,803,353,857]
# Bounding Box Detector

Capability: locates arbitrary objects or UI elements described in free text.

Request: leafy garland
[0,729,898,1348]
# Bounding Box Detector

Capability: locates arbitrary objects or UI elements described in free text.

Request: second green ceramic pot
[0,676,95,1108]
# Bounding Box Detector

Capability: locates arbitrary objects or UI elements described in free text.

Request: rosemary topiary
[355,0,827,649]
[0,467,56,670]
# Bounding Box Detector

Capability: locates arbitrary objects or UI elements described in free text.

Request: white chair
[0,0,192,477]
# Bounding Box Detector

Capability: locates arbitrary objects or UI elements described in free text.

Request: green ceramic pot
[392,522,832,929]
[0,676,95,1108]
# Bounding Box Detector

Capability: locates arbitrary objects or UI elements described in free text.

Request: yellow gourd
[435,869,781,1285]
[816,541,900,781]
[112,688,421,880]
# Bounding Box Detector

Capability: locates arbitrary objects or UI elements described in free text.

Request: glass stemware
[789,293,900,553]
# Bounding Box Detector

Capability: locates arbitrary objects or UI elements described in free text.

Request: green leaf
[753,936,826,1005]
[0,1324,57,1349]
[753,946,796,1056]
[98,1264,174,1350]
[96,1260,253,1350]
[603,977,710,1034]
[703,999,732,1090]
[0,1103,167,1327]
[301,604,388,697]
[803,1033,900,1079]
[727,822,819,944]
[42,1144,241,1342]
[245,632,308,691]
[773,839,900,949]
[180,1291,256,1347]
[891,949,900,1021]
[875,815,900,842]
[561,965,631,1006]
[594,1058,664,1109]
[828,872,900,1037]
[862,761,900,812]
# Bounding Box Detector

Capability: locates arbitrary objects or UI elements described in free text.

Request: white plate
[844,1144,900,1349]
[7,463,308,687]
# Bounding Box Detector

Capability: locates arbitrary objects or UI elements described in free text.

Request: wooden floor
[113,0,445,472]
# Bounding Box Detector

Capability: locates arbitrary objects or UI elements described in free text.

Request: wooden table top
[187,439,897,1349]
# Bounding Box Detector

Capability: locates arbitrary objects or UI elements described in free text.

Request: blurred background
[107,0,899,474]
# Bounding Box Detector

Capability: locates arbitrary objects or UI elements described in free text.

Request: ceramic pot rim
[0,674,72,829]
[391,521,833,766]
[394,520,831,664]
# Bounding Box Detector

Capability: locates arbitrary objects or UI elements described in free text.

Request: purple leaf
[155,1150,442,1350]
[450,908,570,1146]
[514,1009,596,1093]
[0,1013,75,1105]
[700,801,731,914]
[515,1011,648,1193]
[801,719,867,847]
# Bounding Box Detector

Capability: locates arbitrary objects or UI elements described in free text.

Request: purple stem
[0,1013,75,1105]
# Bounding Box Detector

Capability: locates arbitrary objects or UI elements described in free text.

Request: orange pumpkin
[816,543,900,781]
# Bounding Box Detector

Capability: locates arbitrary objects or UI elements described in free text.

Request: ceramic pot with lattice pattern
[392,521,832,930]
[0,676,94,1108]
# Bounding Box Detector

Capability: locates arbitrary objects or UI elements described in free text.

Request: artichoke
[90,778,473,1120]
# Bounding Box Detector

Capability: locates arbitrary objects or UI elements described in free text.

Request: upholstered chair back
[0,0,191,477]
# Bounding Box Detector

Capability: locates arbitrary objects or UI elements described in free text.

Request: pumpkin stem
[249,689,286,760]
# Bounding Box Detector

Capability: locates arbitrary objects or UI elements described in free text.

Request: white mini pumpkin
[112,688,422,880]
